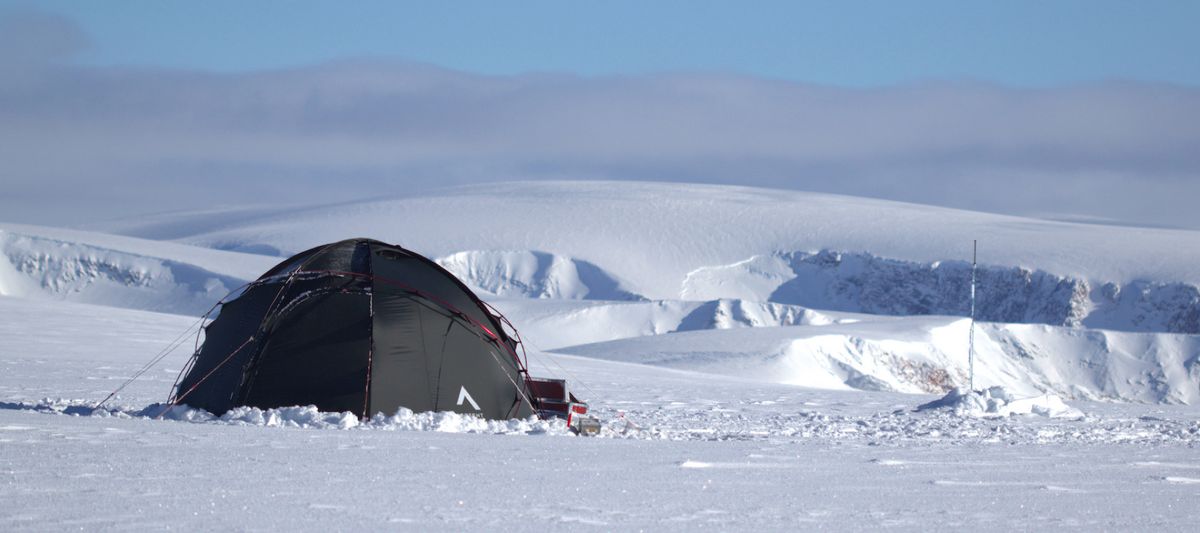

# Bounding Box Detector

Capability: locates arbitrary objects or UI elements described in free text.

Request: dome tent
[169,238,589,426]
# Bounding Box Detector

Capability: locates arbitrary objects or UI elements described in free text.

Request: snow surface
[0,224,276,315]
[100,180,1200,288]
[10,211,1198,402]
[3,181,1200,529]
[548,314,1200,404]
[917,387,1085,419]
[85,181,1200,334]
[2,297,1199,530]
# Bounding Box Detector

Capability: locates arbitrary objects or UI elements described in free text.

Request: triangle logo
[456,386,481,411]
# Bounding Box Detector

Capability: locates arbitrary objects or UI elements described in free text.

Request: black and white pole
[968,240,977,392]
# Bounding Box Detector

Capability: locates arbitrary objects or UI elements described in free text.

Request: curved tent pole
[162,239,547,421]
[97,278,256,411]
[160,242,339,417]
[164,280,257,403]
[481,300,530,374]
[361,247,375,419]
[224,242,344,408]
[302,268,542,418]
[301,269,533,375]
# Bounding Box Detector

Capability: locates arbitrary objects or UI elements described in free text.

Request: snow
[2,181,1199,528]
[8,182,1200,333]
[0,222,274,280]
[437,250,643,301]
[78,181,1200,334]
[0,224,276,314]
[917,387,1086,419]
[550,315,1200,404]
[2,296,1200,529]
[99,180,1200,290]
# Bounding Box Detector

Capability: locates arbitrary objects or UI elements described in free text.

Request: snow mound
[13,399,570,435]
[491,297,842,350]
[96,181,1200,334]
[126,181,1200,284]
[157,404,571,435]
[917,387,1085,419]
[437,250,643,301]
[16,396,1196,447]
[0,225,275,315]
[17,181,1200,332]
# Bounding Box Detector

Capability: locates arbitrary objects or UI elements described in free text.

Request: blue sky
[6,0,1200,87]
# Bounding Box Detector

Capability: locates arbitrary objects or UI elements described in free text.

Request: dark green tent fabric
[171,238,535,420]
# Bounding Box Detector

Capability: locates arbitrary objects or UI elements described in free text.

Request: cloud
[0,8,88,68]
[0,12,1198,228]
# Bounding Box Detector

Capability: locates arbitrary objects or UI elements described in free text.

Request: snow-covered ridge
[490,297,843,350]
[555,317,1200,404]
[7,209,1197,337]
[0,226,275,315]
[684,250,1200,334]
[93,181,1200,332]
[435,245,1199,334]
[436,250,643,301]
[110,180,1200,287]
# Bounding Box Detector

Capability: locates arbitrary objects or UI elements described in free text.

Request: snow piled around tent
[19,399,570,435]
[184,405,572,435]
[918,386,1085,419]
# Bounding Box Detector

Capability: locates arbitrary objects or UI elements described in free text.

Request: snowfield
[2,297,1199,530]
[0,224,276,315]
[2,181,1200,529]
[98,181,1200,334]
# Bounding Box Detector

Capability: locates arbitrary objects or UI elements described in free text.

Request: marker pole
[969,240,977,392]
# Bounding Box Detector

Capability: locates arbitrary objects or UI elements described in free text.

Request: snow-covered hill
[98,181,1200,334]
[436,250,644,301]
[4,181,1200,529]
[4,181,1198,404]
[0,224,275,315]
[551,315,1200,405]
[487,296,845,350]
[681,250,1200,334]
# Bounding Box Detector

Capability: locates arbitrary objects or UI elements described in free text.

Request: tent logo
[457,386,481,411]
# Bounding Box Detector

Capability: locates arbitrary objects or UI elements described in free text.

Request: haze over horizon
[1,2,1198,229]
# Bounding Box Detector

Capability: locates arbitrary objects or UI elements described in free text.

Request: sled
[528,377,601,436]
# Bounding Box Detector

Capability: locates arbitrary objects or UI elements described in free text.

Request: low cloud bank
[2,11,1198,227]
